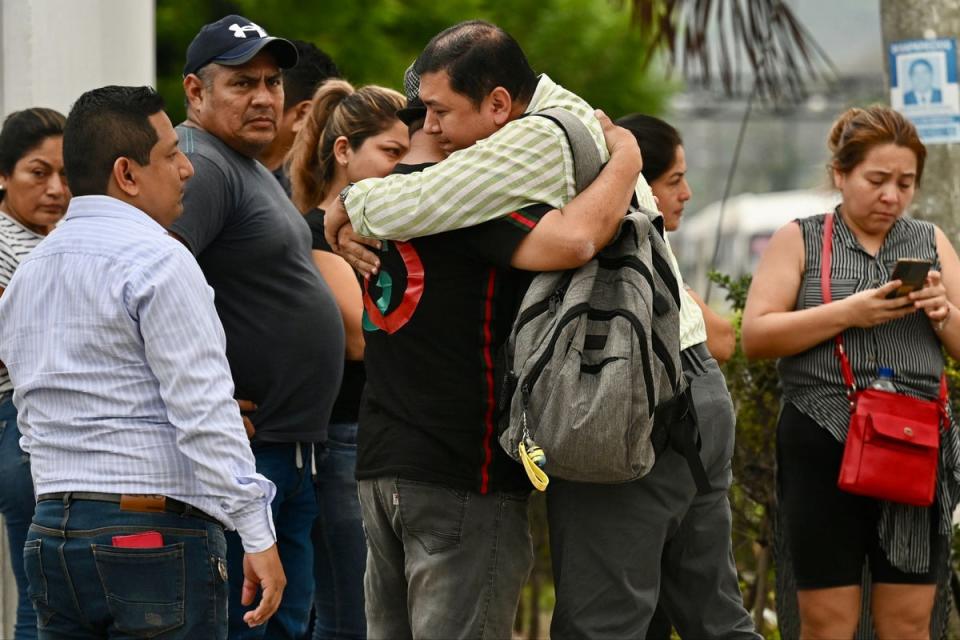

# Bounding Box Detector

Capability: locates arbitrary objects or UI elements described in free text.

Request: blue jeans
[0,394,37,639]
[311,423,366,640]
[227,441,319,639]
[25,497,228,639]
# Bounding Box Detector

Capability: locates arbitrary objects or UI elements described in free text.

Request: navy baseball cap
[183,15,298,77]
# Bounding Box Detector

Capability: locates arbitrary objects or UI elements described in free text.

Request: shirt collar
[833,205,908,255]
[832,206,859,251]
[0,210,45,239]
[64,196,167,234]
[524,74,559,115]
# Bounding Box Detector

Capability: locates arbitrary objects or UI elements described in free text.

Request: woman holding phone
[742,105,960,638]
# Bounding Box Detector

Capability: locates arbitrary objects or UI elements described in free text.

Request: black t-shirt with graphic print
[357,162,550,494]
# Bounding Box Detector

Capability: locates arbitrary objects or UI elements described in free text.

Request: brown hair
[287,79,405,212]
[0,108,66,177]
[828,105,926,185]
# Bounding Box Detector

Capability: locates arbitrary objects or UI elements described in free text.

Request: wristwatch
[339,183,354,205]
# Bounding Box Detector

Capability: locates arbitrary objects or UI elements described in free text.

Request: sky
[788,0,884,76]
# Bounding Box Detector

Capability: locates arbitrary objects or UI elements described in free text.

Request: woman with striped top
[742,106,960,639]
[0,107,69,639]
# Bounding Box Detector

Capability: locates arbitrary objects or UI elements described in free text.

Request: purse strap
[820,212,949,413]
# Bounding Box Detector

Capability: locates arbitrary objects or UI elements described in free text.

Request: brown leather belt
[37,492,222,527]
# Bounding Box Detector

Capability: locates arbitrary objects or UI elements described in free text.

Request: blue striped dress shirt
[0,195,276,552]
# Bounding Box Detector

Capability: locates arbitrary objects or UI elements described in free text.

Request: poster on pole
[889,37,960,145]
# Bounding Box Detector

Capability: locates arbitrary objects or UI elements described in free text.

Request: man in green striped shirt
[323,21,657,258]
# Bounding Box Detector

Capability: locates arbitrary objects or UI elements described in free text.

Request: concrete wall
[0,0,155,117]
[0,1,155,634]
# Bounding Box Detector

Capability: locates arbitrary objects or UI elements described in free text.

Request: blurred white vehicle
[671,189,841,298]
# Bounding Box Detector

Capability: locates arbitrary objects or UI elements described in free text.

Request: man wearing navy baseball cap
[183,14,298,77]
[172,15,347,640]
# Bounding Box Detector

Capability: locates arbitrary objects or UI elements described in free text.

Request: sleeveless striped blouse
[778,209,960,572]
[0,211,45,393]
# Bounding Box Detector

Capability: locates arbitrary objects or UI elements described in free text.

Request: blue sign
[889,37,960,145]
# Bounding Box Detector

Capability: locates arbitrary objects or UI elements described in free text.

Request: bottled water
[870,367,896,392]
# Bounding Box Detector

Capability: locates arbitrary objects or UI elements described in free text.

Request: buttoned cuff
[231,498,277,553]
[230,473,277,553]
[344,183,373,238]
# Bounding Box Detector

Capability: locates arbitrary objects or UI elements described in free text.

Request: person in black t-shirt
[287,79,407,640]
[258,39,339,195]
[352,65,645,639]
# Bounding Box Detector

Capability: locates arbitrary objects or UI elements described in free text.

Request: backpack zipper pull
[518,405,549,491]
[499,370,517,411]
[548,287,565,314]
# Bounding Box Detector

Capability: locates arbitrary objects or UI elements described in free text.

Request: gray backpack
[498,108,708,489]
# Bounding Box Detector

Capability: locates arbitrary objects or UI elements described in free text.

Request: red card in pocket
[112,531,163,548]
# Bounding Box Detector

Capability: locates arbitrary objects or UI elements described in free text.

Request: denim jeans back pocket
[396,479,469,555]
[22,537,55,627]
[92,543,186,637]
[22,538,45,598]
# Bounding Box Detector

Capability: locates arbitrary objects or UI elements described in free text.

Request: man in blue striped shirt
[0,86,285,639]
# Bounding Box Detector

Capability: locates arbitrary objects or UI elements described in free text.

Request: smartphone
[886,258,932,299]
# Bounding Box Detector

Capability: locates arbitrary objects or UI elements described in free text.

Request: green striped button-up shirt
[343,74,658,240]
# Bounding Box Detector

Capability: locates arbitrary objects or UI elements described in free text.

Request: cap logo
[229,22,266,39]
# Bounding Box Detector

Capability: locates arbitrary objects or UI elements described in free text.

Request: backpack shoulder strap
[532,107,603,194]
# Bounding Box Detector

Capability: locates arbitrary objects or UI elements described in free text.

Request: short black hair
[407,116,426,136]
[283,40,340,110]
[63,86,166,197]
[415,20,537,107]
[0,108,66,177]
[909,58,934,76]
[616,113,683,184]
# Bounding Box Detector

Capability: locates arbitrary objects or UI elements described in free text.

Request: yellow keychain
[519,437,549,492]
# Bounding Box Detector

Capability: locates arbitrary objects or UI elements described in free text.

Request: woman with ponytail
[287,79,407,640]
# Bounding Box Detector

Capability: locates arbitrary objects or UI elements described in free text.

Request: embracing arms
[508,111,643,271]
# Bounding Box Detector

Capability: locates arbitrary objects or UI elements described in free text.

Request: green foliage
[156,0,674,123]
[944,355,960,419]
[708,271,778,511]
[708,270,779,637]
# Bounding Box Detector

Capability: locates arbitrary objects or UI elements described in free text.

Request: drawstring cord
[294,442,318,481]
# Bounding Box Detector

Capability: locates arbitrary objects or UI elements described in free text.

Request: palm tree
[629,0,838,102]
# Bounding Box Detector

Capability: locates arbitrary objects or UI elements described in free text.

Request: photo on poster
[889,37,960,145]
[903,56,943,106]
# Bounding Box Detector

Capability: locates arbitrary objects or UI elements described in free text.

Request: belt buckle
[119,494,167,513]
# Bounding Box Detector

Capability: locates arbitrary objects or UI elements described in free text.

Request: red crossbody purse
[820,212,947,507]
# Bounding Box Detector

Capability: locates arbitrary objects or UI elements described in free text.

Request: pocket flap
[866,412,939,448]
